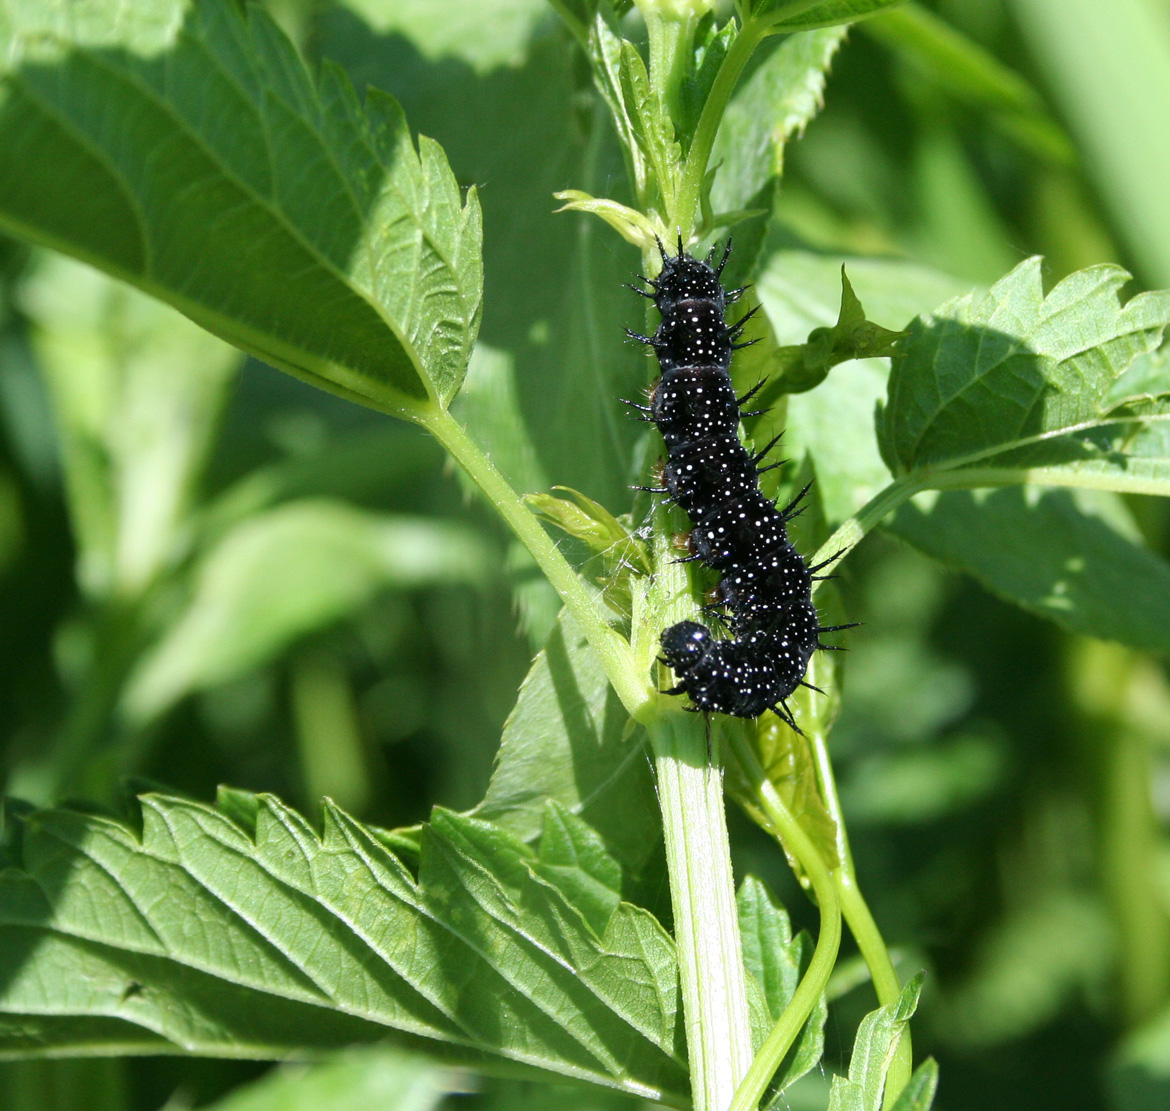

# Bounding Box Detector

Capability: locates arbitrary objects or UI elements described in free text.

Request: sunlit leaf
[880,258,1170,494]
[711,27,846,215]
[0,0,482,414]
[0,793,687,1099]
[827,974,924,1111]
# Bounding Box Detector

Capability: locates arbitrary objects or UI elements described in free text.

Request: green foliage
[0,791,688,1100]
[198,1047,466,1111]
[1,1,1169,1109]
[0,0,482,413]
[881,257,1170,492]
[826,976,924,1111]
[121,501,491,725]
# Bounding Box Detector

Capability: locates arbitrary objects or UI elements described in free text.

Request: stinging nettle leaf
[827,974,925,1111]
[737,876,827,1095]
[880,258,1170,491]
[710,26,846,216]
[757,266,906,403]
[0,793,687,1099]
[0,0,483,416]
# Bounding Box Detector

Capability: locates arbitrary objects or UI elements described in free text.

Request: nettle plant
[2,1,1170,1110]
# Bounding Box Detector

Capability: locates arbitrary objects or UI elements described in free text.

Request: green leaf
[22,251,240,600]
[887,1058,939,1111]
[827,974,924,1111]
[474,610,663,907]
[677,14,736,152]
[728,714,841,873]
[0,0,482,414]
[121,500,492,725]
[586,12,652,200]
[757,266,906,401]
[748,0,907,34]
[0,794,687,1099]
[199,1046,466,1111]
[710,27,846,215]
[880,258,1170,493]
[619,40,681,211]
[738,876,826,1095]
[862,5,1072,165]
[334,0,549,74]
[756,247,967,523]
[889,486,1170,655]
[552,191,663,250]
[1110,1004,1170,1111]
[526,486,650,616]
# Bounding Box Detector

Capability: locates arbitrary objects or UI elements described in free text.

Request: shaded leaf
[863,5,1073,165]
[827,974,924,1111]
[880,258,1170,493]
[1110,1004,1170,1111]
[22,251,240,599]
[474,610,663,907]
[728,711,841,874]
[0,0,482,413]
[889,486,1170,655]
[200,1046,466,1111]
[711,27,846,215]
[888,1057,939,1111]
[756,247,967,523]
[738,876,827,1095]
[677,14,736,151]
[121,501,491,724]
[0,794,687,1099]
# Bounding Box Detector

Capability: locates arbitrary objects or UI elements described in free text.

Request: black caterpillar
[626,238,849,731]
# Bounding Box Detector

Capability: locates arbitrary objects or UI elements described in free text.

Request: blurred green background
[2,1,1170,1109]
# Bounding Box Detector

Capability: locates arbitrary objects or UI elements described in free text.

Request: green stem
[726,730,843,1111]
[421,407,654,720]
[675,16,765,235]
[650,713,754,1111]
[809,476,924,591]
[807,728,912,1106]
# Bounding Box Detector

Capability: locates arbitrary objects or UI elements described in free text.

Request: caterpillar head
[660,620,713,674]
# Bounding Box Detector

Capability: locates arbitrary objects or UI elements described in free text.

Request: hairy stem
[726,729,843,1111]
[421,408,654,720]
[809,476,925,591]
[808,720,912,1105]
[650,713,754,1111]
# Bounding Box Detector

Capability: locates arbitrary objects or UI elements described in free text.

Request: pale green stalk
[726,729,842,1111]
[420,408,654,720]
